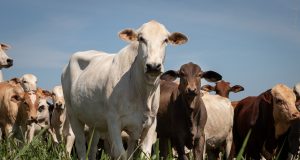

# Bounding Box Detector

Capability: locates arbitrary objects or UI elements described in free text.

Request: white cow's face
[20,74,38,92]
[119,20,188,83]
[0,43,13,68]
[52,85,65,110]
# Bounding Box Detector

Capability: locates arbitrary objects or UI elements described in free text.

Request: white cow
[20,74,38,91]
[61,20,188,159]
[202,92,234,160]
[50,85,75,156]
[0,43,13,82]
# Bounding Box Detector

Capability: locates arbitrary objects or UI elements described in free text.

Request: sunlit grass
[0,128,285,160]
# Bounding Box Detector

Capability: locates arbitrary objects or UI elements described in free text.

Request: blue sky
[1,0,300,101]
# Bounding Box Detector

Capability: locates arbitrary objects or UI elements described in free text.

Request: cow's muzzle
[146,63,162,76]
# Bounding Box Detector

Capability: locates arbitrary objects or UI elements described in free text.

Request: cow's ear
[42,90,52,97]
[0,43,10,50]
[230,85,244,93]
[168,32,188,45]
[119,29,138,42]
[202,71,222,82]
[201,85,215,92]
[262,90,273,104]
[8,78,21,85]
[160,70,178,81]
[296,100,300,111]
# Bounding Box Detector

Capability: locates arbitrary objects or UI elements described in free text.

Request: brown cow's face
[22,91,39,124]
[215,80,231,97]
[178,63,202,97]
[272,84,300,137]
[201,80,244,98]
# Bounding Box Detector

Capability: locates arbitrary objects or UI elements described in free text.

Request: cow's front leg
[107,119,126,160]
[140,117,157,156]
[194,132,205,160]
[173,137,188,160]
[126,124,143,159]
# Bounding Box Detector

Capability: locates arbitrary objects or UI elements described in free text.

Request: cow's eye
[163,38,168,44]
[23,80,27,83]
[138,36,147,44]
[276,99,284,105]
[38,105,45,112]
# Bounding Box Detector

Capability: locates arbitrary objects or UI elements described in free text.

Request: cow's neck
[128,44,161,119]
[0,69,3,82]
[180,94,203,138]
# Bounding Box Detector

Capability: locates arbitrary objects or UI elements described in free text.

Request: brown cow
[230,84,300,160]
[0,81,40,142]
[157,62,222,160]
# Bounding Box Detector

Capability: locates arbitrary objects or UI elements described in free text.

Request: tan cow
[0,81,39,142]
[27,88,52,142]
[50,85,75,156]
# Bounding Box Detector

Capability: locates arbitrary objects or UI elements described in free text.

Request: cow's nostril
[146,64,162,72]
[7,59,13,65]
[187,88,197,95]
[156,64,161,70]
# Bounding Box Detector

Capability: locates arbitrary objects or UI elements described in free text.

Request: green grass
[0,128,284,160]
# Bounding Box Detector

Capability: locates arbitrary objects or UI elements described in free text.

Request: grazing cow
[157,62,222,160]
[61,20,188,159]
[231,84,300,160]
[0,43,13,82]
[50,85,75,156]
[20,74,38,92]
[201,80,244,98]
[0,82,40,142]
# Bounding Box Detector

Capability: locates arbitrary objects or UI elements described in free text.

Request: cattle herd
[0,20,299,160]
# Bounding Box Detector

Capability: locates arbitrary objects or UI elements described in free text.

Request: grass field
[0,129,283,160]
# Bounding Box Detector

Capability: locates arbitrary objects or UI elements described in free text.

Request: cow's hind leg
[69,115,86,160]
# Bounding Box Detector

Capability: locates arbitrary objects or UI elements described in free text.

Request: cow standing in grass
[0,81,41,142]
[61,20,188,159]
[230,84,300,160]
[157,62,222,160]
[201,80,244,159]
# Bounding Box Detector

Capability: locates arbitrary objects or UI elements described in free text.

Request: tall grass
[0,128,285,160]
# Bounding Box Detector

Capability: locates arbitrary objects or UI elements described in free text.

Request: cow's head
[36,88,51,123]
[20,74,38,92]
[0,43,13,68]
[21,91,40,124]
[52,85,65,112]
[118,20,188,83]
[161,62,222,98]
[201,80,244,98]
[270,84,300,138]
